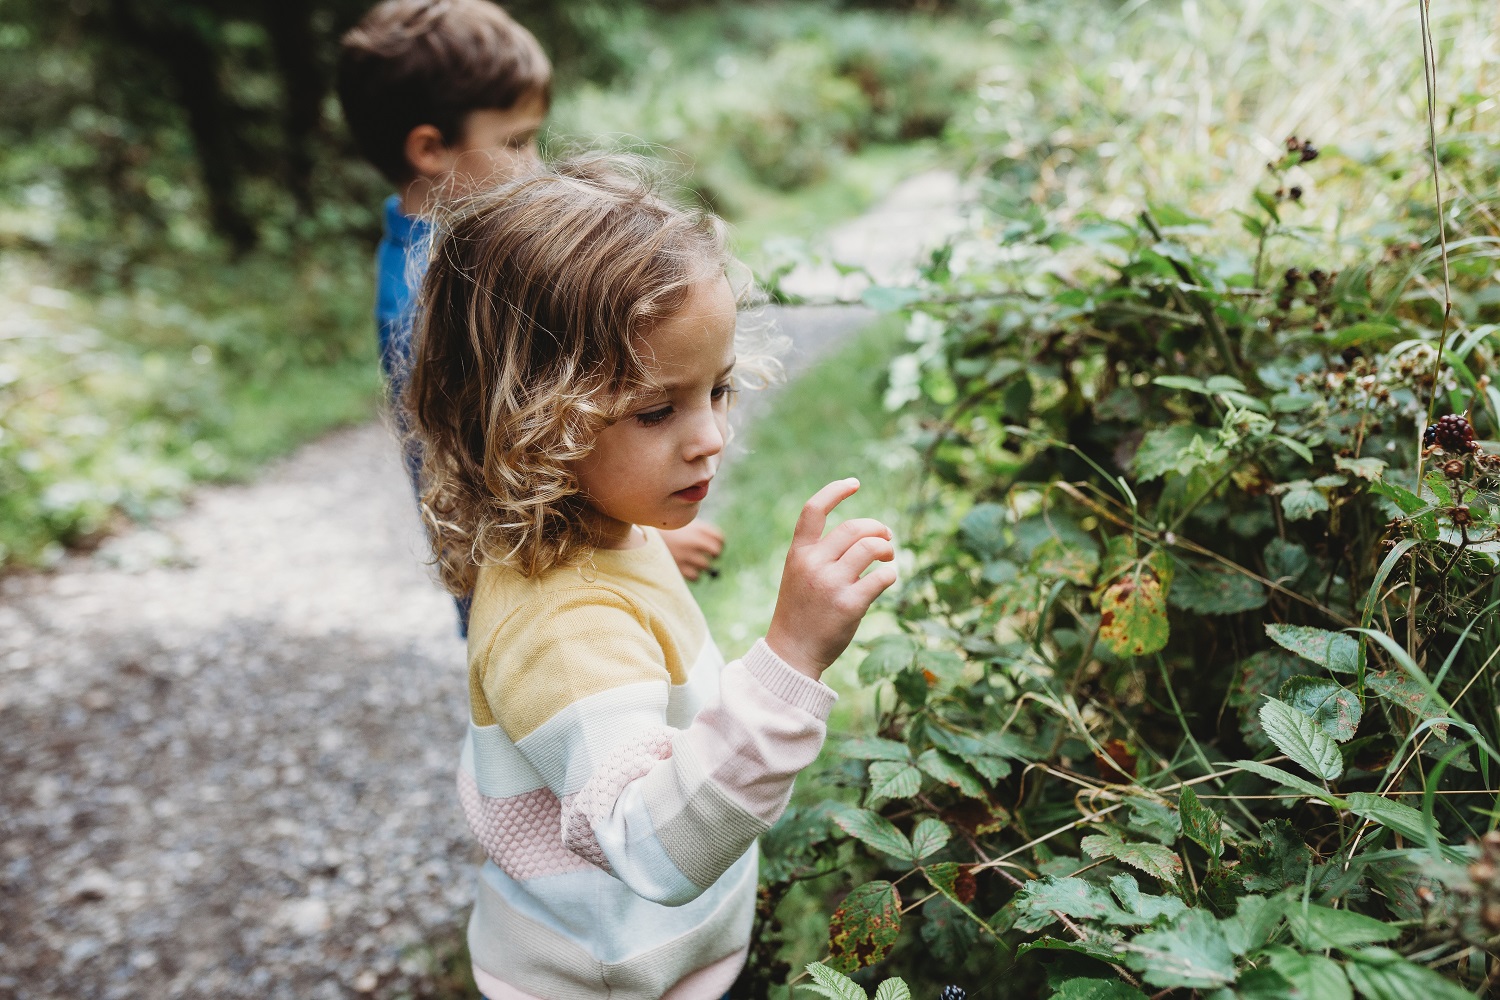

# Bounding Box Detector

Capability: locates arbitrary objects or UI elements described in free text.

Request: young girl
[405,157,897,999]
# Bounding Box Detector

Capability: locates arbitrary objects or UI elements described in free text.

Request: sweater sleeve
[482,587,835,906]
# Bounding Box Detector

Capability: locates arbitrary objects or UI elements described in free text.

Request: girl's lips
[673,481,710,502]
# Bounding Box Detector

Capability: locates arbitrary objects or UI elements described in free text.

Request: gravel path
[0,171,965,1000]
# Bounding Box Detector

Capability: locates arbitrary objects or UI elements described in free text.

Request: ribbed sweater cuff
[742,639,838,720]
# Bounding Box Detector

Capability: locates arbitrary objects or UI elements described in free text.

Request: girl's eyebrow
[654,358,736,393]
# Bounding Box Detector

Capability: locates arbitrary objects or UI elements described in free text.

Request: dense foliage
[752,0,1500,996]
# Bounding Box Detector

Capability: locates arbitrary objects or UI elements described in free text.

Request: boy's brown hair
[337,0,552,184]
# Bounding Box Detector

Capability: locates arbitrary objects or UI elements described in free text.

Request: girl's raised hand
[764,478,898,681]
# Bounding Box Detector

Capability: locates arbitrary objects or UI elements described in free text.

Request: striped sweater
[459,528,836,999]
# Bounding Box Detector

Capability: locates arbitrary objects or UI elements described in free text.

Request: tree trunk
[109,0,258,252]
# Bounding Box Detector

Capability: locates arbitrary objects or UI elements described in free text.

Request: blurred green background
[0,0,992,569]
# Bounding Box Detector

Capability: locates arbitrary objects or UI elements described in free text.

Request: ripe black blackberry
[1424,414,1479,453]
[940,988,967,1000]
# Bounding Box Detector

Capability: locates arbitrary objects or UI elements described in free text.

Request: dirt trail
[0,171,965,1000]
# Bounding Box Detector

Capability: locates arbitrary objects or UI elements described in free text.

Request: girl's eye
[636,406,673,427]
[711,383,738,403]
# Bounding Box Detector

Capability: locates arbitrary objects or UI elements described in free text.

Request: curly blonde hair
[403,156,776,592]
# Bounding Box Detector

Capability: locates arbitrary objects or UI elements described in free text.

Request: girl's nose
[683,407,725,462]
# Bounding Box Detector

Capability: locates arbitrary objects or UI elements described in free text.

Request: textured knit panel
[559,725,676,873]
[457,767,594,882]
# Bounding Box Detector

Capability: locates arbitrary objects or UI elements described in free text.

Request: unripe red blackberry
[1424,414,1479,453]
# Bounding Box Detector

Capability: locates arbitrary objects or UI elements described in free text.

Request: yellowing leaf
[1097,574,1170,657]
[827,880,902,973]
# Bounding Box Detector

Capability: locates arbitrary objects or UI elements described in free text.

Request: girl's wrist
[763,627,824,681]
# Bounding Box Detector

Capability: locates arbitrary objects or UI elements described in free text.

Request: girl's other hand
[765,479,897,680]
[662,519,725,580]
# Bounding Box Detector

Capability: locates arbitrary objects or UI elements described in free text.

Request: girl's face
[573,275,738,549]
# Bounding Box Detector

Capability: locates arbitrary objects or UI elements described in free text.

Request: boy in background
[337,0,723,635]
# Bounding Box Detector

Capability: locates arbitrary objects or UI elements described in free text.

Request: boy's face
[448,91,546,187]
[572,275,738,549]
[408,90,546,197]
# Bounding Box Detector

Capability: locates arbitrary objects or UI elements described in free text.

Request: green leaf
[1107,873,1188,926]
[867,761,922,802]
[1010,876,1119,933]
[1259,698,1344,780]
[841,737,913,762]
[1153,375,1208,393]
[1266,947,1352,1000]
[1219,894,1285,955]
[1124,910,1237,989]
[924,721,1032,762]
[1168,564,1267,615]
[1223,967,1299,1000]
[1344,947,1477,1000]
[1276,434,1315,463]
[761,802,840,882]
[1019,933,1131,964]
[834,808,912,859]
[1228,759,1348,806]
[1278,676,1362,742]
[858,635,917,684]
[958,503,1008,559]
[826,881,902,973]
[802,961,868,1000]
[917,748,988,799]
[1284,902,1399,949]
[1265,624,1360,674]
[919,895,978,966]
[871,979,912,1000]
[1178,786,1224,860]
[1263,539,1312,587]
[1336,455,1388,481]
[1279,481,1330,521]
[1097,574,1170,657]
[1033,535,1101,584]
[916,648,966,690]
[1047,978,1149,1000]
[1230,649,1312,751]
[1126,797,1182,846]
[1369,477,1428,516]
[1133,424,1218,480]
[1080,830,1184,883]
[1345,791,1444,848]
[1237,820,1314,892]
[908,817,951,861]
[1367,670,1447,735]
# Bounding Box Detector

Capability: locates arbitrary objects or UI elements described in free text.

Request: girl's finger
[836,535,895,576]
[820,518,892,559]
[791,479,860,548]
[851,564,899,605]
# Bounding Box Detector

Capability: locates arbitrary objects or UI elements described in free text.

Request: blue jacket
[374,195,472,635]
[375,194,432,382]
